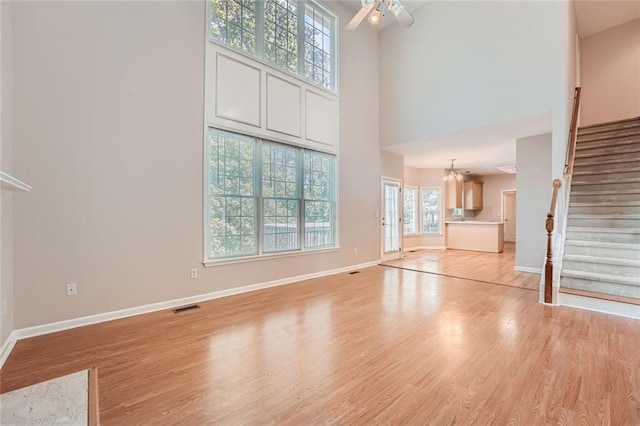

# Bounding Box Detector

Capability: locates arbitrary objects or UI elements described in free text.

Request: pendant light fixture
[443,159,463,182]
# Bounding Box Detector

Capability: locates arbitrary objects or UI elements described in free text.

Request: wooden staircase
[560,116,640,303]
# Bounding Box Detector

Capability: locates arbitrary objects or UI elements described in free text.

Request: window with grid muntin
[206,128,336,261]
[209,0,336,91]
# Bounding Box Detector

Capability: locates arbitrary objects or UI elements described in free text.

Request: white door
[503,191,516,242]
[381,179,402,261]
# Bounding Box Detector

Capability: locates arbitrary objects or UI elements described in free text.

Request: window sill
[203,246,340,267]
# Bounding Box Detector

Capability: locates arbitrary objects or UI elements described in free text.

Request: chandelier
[443,159,463,182]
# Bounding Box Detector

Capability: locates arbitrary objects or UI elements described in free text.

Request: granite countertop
[1,370,88,425]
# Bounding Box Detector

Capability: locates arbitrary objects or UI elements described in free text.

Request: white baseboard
[0,330,19,369]
[559,292,640,320]
[1,260,380,369]
[514,266,542,274]
[404,246,446,251]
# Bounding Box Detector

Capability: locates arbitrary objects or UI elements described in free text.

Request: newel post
[544,214,554,304]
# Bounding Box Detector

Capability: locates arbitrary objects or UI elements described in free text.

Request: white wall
[379,1,572,181]
[10,1,383,328]
[556,0,578,179]
[380,1,556,146]
[1,0,15,346]
[580,18,640,125]
[474,174,516,222]
[403,167,445,249]
[515,133,552,270]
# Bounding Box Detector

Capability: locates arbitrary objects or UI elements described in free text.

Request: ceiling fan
[347,0,415,30]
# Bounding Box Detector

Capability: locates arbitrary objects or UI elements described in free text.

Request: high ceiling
[341,0,640,35]
[575,0,640,37]
[341,0,427,30]
[342,0,639,175]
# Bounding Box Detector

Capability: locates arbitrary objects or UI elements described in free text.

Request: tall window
[206,128,336,262]
[303,2,334,89]
[421,188,441,234]
[264,0,298,74]
[209,0,336,91]
[403,186,417,235]
[303,151,336,248]
[262,142,300,252]
[208,130,258,258]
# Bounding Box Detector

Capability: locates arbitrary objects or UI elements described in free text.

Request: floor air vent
[172,304,200,313]
[348,271,361,275]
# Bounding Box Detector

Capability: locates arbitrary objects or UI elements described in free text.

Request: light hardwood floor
[2,266,639,424]
[384,242,541,290]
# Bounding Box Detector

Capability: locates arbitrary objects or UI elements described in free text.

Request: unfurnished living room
[1,0,639,424]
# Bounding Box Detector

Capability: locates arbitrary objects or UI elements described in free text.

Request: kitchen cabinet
[464,181,483,210]
[445,179,463,209]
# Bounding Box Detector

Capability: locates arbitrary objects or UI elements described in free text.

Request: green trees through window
[209,0,336,90]
[207,128,336,260]
[421,188,441,234]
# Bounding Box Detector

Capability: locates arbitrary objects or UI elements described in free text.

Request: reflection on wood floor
[383,242,540,290]
[2,266,639,424]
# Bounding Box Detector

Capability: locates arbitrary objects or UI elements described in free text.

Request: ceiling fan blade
[347,1,376,31]
[390,0,415,28]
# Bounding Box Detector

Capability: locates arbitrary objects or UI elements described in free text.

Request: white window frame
[207,0,338,93]
[204,127,338,266]
[420,187,442,235]
[403,186,418,236]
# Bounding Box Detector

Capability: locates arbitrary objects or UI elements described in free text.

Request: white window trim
[420,186,443,236]
[403,185,418,236]
[203,246,340,267]
[206,0,339,95]
[202,128,338,264]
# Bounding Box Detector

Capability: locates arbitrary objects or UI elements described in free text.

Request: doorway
[502,190,516,242]
[381,178,402,261]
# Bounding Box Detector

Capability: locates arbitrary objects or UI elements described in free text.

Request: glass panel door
[382,179,401,260]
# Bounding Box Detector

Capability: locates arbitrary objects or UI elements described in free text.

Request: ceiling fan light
[389,0,414,27]
[389,1,402,18]
[368,8,381,24]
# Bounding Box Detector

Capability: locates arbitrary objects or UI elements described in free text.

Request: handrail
[544,179,562,303]
[563,87,582,178]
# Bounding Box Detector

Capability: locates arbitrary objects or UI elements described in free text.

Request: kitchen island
[445,221,504,253]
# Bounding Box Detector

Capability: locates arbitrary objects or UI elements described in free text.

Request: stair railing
[563,87,582,178]
[544,179,562,303]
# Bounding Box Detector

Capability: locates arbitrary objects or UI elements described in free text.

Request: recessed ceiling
[383,112,552,175]
[341,0,428,30]
[575,0,640,38]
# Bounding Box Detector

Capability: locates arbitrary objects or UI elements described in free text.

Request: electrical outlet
[353,248,358,254]
[190,268,198,279]
[66,283,77,296]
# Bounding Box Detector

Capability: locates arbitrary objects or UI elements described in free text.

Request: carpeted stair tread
[564,239,640,250]
[566,226,640,234]
[561,270,640,286]
[569,201,640,207]
[563,254,640,267]
[577,116,640,132]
